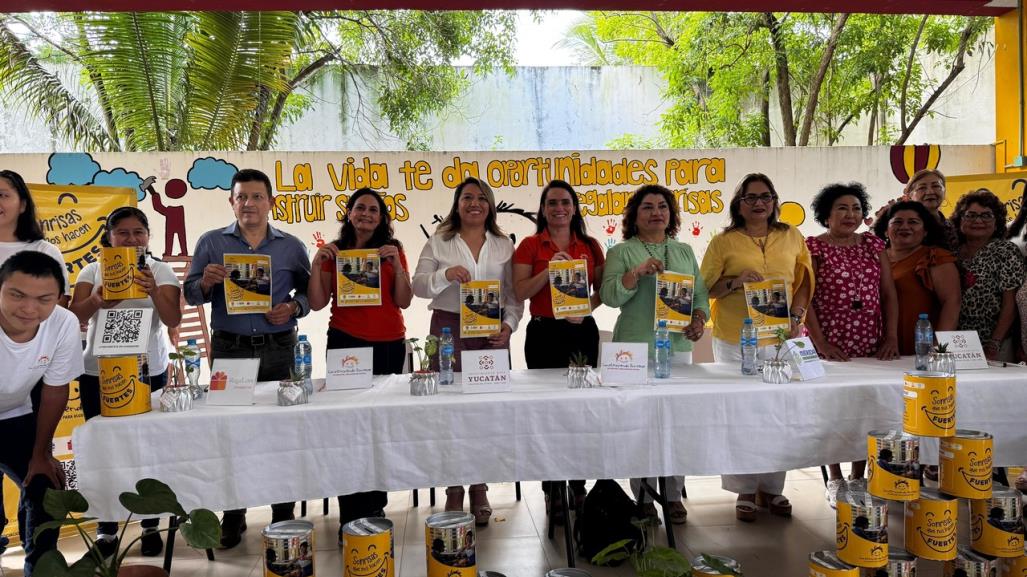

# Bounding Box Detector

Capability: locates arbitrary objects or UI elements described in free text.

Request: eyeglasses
[741,193,777,206]
[962,212,995,222]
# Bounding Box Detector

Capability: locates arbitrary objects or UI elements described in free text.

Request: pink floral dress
[807,232,886,357]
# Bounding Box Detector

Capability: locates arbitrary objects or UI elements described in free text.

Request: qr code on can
[61,460,78,490]
[101,309,144,344]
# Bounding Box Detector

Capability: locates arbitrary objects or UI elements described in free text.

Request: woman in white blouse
[413,176,523,527]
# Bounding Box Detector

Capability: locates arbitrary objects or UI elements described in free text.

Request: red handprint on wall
[690,221,702,236]
[604,218,617,235]
[313,232,326,247]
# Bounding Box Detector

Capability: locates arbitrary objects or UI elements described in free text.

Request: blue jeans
[0,412,59,576]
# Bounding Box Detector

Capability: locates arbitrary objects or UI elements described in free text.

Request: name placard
[935,331,988,370]
[600,342,648,385]
[325,347,374,390]
[207,358,259,405]
[460,349,511,393]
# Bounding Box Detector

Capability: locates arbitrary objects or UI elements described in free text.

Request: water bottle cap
[918,313,928,319]
[442,327,451,334]
[299,335,308,341]
[657,320,668,328]
[743,318,753,325]
[187,339,196,345]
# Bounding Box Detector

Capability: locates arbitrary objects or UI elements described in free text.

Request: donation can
[342,517,393,577]
[837,485,889,568]
[970,487,1025,558]
[867,430,920,501]
[98,354,151,417]
[809,550,858,577]
[940,430,993,499]
[903,371,956,437]
[426,512,476,577]
[904,488,959,561]
[263,520,315,577]
[858,549,916,577]
[945,547,1001,577]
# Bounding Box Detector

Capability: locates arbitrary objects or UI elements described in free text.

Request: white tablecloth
[72,360,1027,519]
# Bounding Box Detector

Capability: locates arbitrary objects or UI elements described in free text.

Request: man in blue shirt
[184,168,311,549]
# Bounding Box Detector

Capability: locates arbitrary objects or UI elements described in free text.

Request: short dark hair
[231,169,273,197]
[0,250,66,294]
[951,188,1007,243]
[622,184,680,239]
[0,170,45,242]
[873,200,945,248]
[810,182,872,228]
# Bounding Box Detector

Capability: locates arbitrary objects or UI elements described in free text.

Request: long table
[73,359,1027,521]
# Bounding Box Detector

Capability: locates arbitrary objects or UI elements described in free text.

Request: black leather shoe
[140,529,164,557]
[219,514,247,549]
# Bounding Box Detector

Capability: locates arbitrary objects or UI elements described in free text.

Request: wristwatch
[789,307,806,325]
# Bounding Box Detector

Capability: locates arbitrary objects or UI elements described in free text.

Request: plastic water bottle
[741,318,758,375]
[439,327,454,385]
[183,339,201,388]
[914,313,933,371]
[294,335,313,395]
[654,320,671,379]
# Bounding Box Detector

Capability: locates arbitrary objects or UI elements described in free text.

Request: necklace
[745,230,769,273]
[642,238,668,270]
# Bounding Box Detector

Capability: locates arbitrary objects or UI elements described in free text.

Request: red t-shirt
[513,230,605,318]
[322,246,407,341]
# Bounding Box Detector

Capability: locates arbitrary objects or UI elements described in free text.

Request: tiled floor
[0,469,984,576]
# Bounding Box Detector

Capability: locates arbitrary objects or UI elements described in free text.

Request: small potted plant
[34,478,220,577]
[407,335,440,396]
[567,350,593,389]
[161,345,198,413]
[927,342,956,376]
[761,326,793,384]
[592,519,741,576]
[277,367,309,406]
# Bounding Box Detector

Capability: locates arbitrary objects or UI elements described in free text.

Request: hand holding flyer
[224,254,272,314]
[654,272,694,332]
[460,280,502,338]
[336,249,383,307]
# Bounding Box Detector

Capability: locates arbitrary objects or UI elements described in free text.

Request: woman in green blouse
[600,183,710,525]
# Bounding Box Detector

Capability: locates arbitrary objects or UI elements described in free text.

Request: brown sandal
[445,486,464,512]
[735,496,757,523]
[469,484,492,526]
[756,491,792,517]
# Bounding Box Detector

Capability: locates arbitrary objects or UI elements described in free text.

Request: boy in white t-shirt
[0,250,83,576]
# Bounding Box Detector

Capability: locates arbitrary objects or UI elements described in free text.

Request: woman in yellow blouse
[700,172,813,523]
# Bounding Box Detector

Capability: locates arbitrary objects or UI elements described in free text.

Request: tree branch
[259,51,337,150]
[798,13,849,146]
[763,12,796,146]
[896,22,974,145]
[900,15,929,135]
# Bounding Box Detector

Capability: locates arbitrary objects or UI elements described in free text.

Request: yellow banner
[655,272,694,332]
[336,249,383,307]
[460,280,501,338]
[224,253,272,314]
[548,260,590,319]
[946,172,1026,220]
[30,184,136,285]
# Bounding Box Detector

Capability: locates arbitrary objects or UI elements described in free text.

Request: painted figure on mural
[149,178,189,257]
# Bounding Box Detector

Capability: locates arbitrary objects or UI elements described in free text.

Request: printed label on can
[971,498,1025,558]
[903,372,956,437]
[837,501,888,568]
[343,521,393,577]
[426,514,476,577]
[945,548,1002,577]
[98,355,151,417]
[867,433,920,501]
[940,434,993,499]
[905,495,958,561]
[264,522,315,577]
[809,551,859,577]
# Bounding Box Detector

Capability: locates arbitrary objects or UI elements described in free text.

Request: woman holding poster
[69,206,181,557]
[512,179,605,522]
[412,176,523,526]
[699,172,813,523]
[601,184,709,525]
[308,187,410,541]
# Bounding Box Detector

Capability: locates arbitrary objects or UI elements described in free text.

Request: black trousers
[327,328,399,526]
[0,412,59,576]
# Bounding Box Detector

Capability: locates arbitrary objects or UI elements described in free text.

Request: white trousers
[712,337,788,496]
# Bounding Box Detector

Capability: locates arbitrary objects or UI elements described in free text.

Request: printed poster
[743,279,790,347]
[335,249,382,307]
[654,272,694,332]
[460,280,501,338]
[101,246,147,300]
[224,253,272,314]
[548,259,590,319]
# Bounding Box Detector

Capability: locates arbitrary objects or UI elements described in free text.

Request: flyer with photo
[335,249,382,307]
[743,278,790,346]
[460,280,502,338]
[224,254,272,315]
[654,272,694,332]
[548,259,590,319]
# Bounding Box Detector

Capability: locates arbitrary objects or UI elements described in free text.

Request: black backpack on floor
[573,479,643,564]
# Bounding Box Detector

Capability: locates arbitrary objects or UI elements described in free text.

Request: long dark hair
[535,180,595,243]
[334,188,400,250]
[0,170,45,242]
[436,177,503,241]
[873,200,946,248]
[621,184,680,240]
[724,172,789,233]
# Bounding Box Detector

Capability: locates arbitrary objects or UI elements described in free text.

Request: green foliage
[406,334,441,372]
[577,11,990,147]
[591,536,740,577]
[34,478,220,577]
[0,10,516,151]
